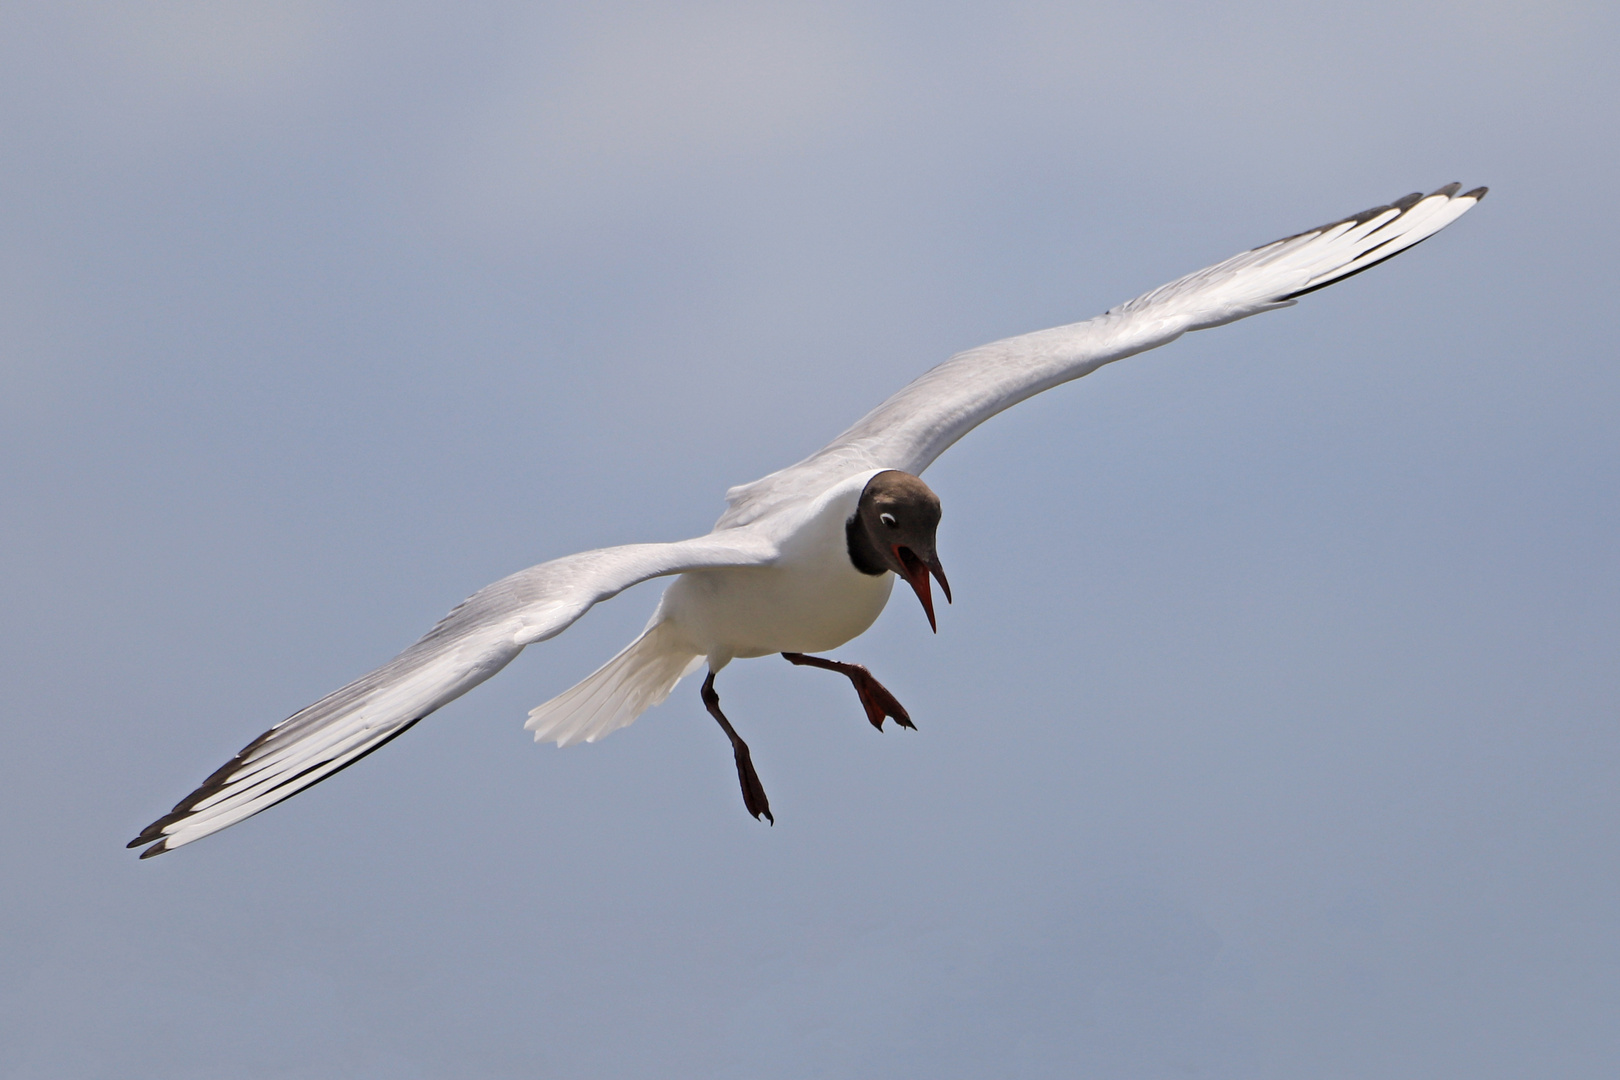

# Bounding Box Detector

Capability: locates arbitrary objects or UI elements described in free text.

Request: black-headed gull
[131,183,1486,856]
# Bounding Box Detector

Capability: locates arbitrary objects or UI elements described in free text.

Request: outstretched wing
[718,184,1486,528]
[129,531,777,858]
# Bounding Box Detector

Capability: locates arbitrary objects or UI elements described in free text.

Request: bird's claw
[853,669,914,731]
[732,741,774,824]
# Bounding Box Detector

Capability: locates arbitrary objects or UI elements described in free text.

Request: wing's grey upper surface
[130,533,777,856]
[717,184,1485,529]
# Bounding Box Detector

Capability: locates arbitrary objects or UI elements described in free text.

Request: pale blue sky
[3,3,1617,1077]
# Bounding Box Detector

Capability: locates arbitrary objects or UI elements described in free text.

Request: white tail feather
[525,620,703,747]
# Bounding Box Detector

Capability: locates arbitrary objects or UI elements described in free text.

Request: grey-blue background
[3,3,1615,1077]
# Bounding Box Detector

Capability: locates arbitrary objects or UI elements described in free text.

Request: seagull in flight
[131,183,1486,857]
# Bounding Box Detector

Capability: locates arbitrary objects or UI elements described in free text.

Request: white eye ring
[879,512,897,527]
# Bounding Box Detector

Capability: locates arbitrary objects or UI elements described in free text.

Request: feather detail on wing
[717,184,1485,529]
[129,532,776,857]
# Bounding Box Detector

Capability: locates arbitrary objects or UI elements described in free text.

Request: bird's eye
[879,512,897,528]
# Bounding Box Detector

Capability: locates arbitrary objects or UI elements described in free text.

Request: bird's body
[662,471,894,667]
[132,183,1487,857]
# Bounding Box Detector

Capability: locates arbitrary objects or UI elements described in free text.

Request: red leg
[701,671,773,823]
[781,653,915,731]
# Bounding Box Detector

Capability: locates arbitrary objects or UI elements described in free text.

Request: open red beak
[894,545,952,633]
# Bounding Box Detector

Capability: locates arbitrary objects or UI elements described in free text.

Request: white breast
[658,474,895,665]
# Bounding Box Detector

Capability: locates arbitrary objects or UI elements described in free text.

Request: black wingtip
[137,840,169,859]
[128,814,183,848]
[1462,186,1488,201]
[128,820,170,847]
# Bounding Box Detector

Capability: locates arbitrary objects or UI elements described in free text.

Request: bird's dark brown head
[846,470,951,631]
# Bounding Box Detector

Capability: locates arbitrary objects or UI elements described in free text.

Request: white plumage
[131,183,1485,857]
